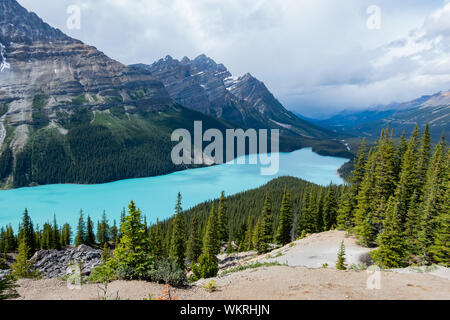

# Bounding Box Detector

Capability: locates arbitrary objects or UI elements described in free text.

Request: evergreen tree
[243,211,254,251]
[192,203,220,279]
[322,184,338,231]
[417,124,432,193]
[203,204,221,255]
[186,215,202,263]
[315,188,325,232]
[86,215,96,246]
[101,243,111,264]
[148,220,164,259]
[110,219,119,244]
[337,141,367,230]
[11,238,36,278]
[354,148,378,245]
[96,211,110,245]
[259,193,273,252]
[393,132,421,226]
[394,131,408,177]
[350,138,368,187]
[252,216,264,253]
[75,211,86,247]
[418,138,446,261]
[60,223,71,247]
[17,209,35,257]
[404,192,421,255]
[113,201,149,277]
[336,187,354,230]
[373,129,397,203]
[217,191,229,243]
[52,215,60,250]
[429,178,449,266]
[275,188,293,245]
[170,193,187,270]
[336,240,347,270]
[371,196,408,268]
[3,225,16,253]
[297,187,316,235]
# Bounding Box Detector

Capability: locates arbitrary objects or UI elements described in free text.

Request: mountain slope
[0,0,351,189]
[0,0,237,188]
[313,91,450,141]
[131,55,340,140]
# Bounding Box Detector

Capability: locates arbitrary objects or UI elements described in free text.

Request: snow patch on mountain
[224,76,239,91]
[0,42,11,72]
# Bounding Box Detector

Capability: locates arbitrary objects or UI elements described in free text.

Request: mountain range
[310,91,450,141]
[0,0,350,189]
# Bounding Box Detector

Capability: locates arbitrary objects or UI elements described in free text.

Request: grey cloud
[16,0,450,117]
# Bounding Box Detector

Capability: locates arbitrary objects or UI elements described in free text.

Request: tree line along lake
[0,148,349,230]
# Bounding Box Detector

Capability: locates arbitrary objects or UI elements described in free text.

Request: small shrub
[350,263,368,271]
[191,253,219,280]
[358,253,373,266]
[322,263,329,268]
[146,259,188,288]
[203,280,217,293]
[87,259,118,283]
[336,241,347,270]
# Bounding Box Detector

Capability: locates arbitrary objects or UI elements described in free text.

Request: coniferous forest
[0,125,448,291]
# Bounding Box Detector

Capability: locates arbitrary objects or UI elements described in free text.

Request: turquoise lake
[0,148,348,229]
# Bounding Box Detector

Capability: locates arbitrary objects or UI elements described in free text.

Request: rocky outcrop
[31,245,102,278]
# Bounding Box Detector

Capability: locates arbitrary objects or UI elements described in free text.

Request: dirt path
[253,230,372,268]
[15,266,450,300]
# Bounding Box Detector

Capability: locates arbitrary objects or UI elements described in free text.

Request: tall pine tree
[275,188,293,245]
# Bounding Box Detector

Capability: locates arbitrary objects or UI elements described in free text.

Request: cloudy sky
[18,0,450,117]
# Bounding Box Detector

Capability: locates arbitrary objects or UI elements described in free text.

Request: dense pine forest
[0,96,346,189]
[1,125,448,292]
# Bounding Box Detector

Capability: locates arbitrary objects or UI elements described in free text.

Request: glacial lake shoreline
[0,148,349,230]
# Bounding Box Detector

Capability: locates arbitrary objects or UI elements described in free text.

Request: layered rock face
[133,55,334,139]
[0,0,172,120]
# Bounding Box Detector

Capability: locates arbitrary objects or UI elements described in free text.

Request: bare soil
[14,231,450,300]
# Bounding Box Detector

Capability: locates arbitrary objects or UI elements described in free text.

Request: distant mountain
[0,0,351,189]
[131,55,338,140]
[312,91,450,141]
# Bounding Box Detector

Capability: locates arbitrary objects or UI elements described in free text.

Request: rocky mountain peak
[0,0,72,44]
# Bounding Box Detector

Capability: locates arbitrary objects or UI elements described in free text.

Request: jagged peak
[0,0,73,44]
[180,56,191,64]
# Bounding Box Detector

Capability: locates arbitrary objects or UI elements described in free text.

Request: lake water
[0,148,348,230]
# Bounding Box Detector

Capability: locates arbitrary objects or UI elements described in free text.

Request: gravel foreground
[15,266,450,300]
[12,231,450,300]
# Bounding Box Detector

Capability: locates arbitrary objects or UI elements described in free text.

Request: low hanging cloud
[17,0,450,117]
